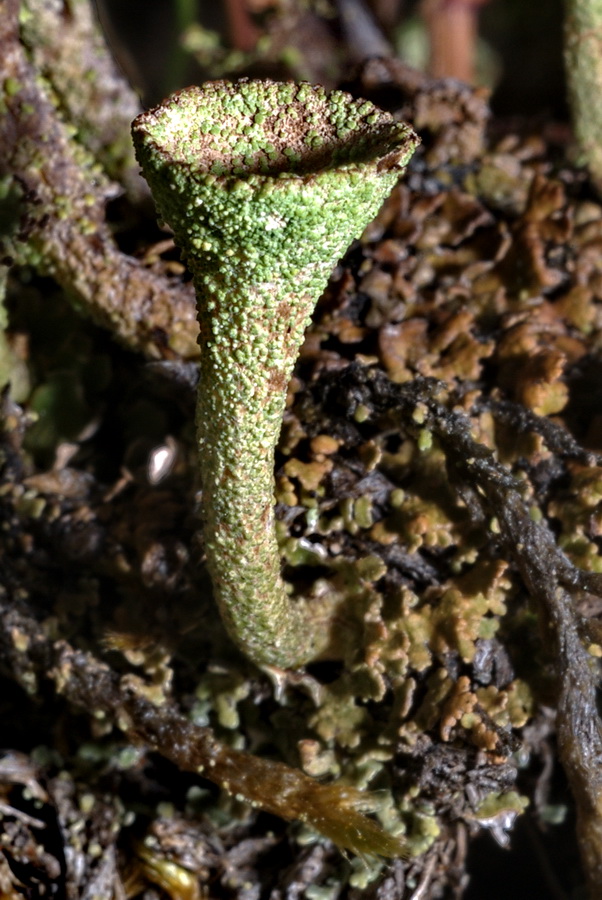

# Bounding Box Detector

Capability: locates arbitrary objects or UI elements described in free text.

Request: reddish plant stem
[421,0,488,83]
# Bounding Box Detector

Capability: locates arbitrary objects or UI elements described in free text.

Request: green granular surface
[132,79,414,179]
[132,80,418,666]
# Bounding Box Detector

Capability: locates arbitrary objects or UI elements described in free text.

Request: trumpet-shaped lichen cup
[132,79,418,668]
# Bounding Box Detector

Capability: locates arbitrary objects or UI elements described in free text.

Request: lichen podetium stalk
[132,80,418,668]
[564,0,602,192]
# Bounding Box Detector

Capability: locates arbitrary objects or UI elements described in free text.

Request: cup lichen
[132,78,418,669]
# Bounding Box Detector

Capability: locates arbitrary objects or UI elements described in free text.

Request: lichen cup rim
[132,79,416,186]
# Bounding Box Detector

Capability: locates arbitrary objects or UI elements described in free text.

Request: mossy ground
[0,24,599,900]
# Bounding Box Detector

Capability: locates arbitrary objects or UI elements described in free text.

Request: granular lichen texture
[132,80,418,667]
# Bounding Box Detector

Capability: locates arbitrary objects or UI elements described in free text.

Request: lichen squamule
[132,79,418,855]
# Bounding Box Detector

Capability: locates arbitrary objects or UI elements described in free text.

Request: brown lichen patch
[371,494,459,551]
[378,319,430,383]
[430,561,511,662]
[490,174,571,299]
[548,464,602,572]
[514,348,569,416]
[308,695,369,750]
[494,304,586,415]
[504,680,534,728]
[310,434,340,456]
[380,309,495,385]
[439,675,477,742]
[370,442,471,553]
[393,600,436,675]
[555,284,597,334]
[353,57,490,167]
[468,150,534,216]
[275,473,299,506]
[283,456,333,493]
[435,679,516,756]
[364,586,434,681]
